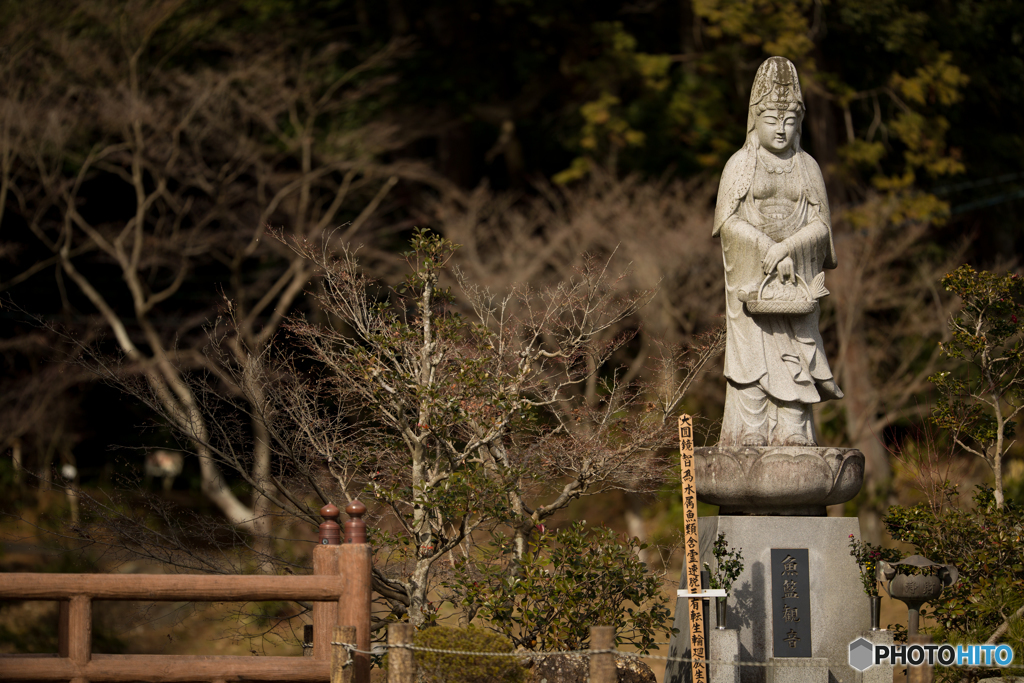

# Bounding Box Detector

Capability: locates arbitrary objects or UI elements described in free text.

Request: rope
[327,642,833,668]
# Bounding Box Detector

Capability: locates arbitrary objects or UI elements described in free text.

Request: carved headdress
[748,56,804,109]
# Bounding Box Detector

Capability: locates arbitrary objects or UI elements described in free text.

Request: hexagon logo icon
[849,637,874,671]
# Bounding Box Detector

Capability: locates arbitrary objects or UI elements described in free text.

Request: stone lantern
[879,555,959,635]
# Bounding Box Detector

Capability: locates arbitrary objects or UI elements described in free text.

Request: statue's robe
[713,143,839,408]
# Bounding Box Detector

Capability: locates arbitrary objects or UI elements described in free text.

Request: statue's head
[746,56,805,154]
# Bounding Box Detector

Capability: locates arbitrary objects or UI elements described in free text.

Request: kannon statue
[714,56,843,448]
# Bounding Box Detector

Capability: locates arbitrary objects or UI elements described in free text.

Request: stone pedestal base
[766,658,829,683]
[709,629,741,683]
[665,517,868,683]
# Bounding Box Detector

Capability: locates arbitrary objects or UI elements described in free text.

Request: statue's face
[755,107,799,153]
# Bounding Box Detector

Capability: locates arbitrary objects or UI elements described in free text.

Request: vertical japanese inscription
[679,415,706,683]
[771,548,811,657]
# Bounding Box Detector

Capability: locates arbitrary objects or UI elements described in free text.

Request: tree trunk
[408,561,431,627]
[803,87,840,198]
[624,492,650,564]
[147,368,257,533]
[251,417,274,572]
[11,438,22,484]
[992,451,1005,508]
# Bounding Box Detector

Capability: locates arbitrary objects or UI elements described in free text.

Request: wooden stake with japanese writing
[679,415,707,683]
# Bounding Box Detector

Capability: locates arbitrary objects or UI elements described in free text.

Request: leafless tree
[0,1,450,551]
[77,227,722,627]
[430,170,725,549]
[294,230,723,625]
[822,194,964,539]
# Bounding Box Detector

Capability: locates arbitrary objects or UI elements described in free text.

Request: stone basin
[889,574,944,604]
[695,445,864,516]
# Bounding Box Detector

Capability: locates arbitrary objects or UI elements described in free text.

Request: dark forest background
[1,0,1023,585]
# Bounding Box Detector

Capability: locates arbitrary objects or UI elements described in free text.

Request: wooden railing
[0,502,372,683]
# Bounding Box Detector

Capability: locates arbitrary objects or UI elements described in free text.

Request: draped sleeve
[796,151,836,269]
[713,145,757,237]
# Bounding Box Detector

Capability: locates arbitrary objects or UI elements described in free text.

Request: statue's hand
[777,256,795,283]
[762,243,790,275]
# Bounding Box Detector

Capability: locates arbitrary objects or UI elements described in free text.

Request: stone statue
[667,60,871,683]
[714,56,842,448]
[695,57,863,516]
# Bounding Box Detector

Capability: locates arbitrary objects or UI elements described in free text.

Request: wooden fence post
[332,625,356,683]
[314,504,343,660]
[59,595,91,683]
[388,623,414,683]
[589,626,616,683]
[385,626,413,683]
[338,501,372,683]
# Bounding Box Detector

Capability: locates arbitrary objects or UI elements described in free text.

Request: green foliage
[446,522,673,654]
[402,625,526,683]
[938,266,1024,365]
[848,535,903,597]
[929,265,1024,505]
[553,20,665,183]
[884,486,1024,680]
[704,532,744,594]
[296,0,1024,200]
[693,0,817,60]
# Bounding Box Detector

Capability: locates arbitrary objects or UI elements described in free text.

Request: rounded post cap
[343,500,368,544]
[317,503,342,545]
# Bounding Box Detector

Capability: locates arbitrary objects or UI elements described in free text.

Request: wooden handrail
[0,573,344,602]
[0,500,372,683]
[1,654,332,681]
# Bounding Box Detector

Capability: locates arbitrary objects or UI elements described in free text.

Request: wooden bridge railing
[0,501,372,683]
